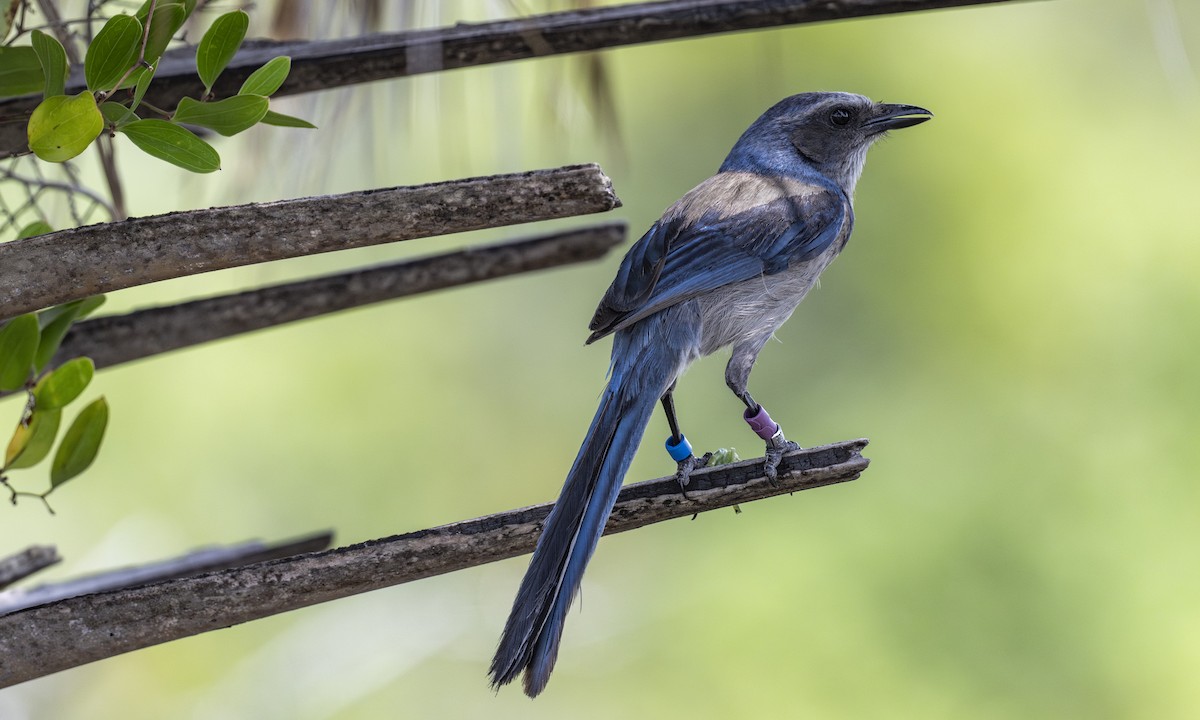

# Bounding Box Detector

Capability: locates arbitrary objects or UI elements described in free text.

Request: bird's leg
[661,385,711,491]
[727,341,801,484]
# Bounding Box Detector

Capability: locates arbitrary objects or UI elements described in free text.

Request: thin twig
[0,166,119,219]
[32,0,82,64]
[0,531,334,615]
[92,134,126,220]
[0,439,869,688]
[0,545,61,591]
[0,163,620,321]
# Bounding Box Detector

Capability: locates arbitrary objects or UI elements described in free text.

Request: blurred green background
[4,0,1200,717]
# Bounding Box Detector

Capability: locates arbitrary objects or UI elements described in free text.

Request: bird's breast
[693,243,840,357]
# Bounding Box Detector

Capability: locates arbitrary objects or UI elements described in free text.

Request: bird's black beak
[864,103,933,134]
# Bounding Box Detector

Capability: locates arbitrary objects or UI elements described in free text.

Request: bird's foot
[744,404,801,485]
[764,437,802,484]
[665,434,711,495]
[674,452,713,492]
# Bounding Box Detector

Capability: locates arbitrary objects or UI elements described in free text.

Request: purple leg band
[743,405,780,441]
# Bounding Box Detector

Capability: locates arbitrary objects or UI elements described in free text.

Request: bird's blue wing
[587,185,849,342]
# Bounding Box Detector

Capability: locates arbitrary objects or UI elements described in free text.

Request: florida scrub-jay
[490,92,931,697]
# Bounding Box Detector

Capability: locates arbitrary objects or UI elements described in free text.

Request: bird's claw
[763,439,802,484]
[675,452,713,492]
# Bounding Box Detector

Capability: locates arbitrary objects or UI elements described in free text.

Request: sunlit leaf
[239,56,290,97]
[85,14,142,92]
[34,297,108,372]
[119,119,220,173]
[34,358,94,411]
[132,62,155,112]
[0,314,39,392]
[197,10,248,92]
[17,221,53,239]
[259,110,316,129]
[100,100,136,128]
[50,397,109,488]
[173,94,267,136]
[31,30,69,98]
[708,447,742,466]
[37,296,105,330]
[135,0,194,24]
[27,91,104,162]
[72,295,107,321]
[35,308,77,372]
[0,46,43,98]
[5,408,61,471]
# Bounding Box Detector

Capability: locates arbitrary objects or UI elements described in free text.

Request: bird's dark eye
[830,108,852,126]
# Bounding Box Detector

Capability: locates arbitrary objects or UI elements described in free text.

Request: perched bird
[490,92,931,697]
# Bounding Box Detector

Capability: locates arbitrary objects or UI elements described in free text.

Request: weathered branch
[47,223,626,372]
[0,532,333,616]
[0,0,1025,158]
[0,546,61,591]
[0,164,619,322]
[0,439,868,688]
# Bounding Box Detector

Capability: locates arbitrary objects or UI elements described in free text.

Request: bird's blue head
[720,92,932,195]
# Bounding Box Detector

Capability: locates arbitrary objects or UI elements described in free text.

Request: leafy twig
[106,0,157,98]
[0,474,55,515]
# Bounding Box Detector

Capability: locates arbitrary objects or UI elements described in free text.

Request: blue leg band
[665,434,693,462]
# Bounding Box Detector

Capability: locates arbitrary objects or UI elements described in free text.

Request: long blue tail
[490,321,684,697]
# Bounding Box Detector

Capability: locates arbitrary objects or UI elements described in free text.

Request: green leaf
[100,100,136,128]
[135,0,195,23]
[34,296,103,369]
[132,1,187,69]
[5,408,61,471]
[0,314,39,392]
[0,46,44,98]
[72,295,107,321]
[239,56,290,97]
[197,10,248,92]
[34,357,94,411]
[173,94,267,137]
[37,296,105,330]
[51,396,109,488]
[259,109,316,129]
[119,118,220,172]
[85,14,142,92]
[31,30,70,98]
[17,221,54,239]
[131,61,156,112]
[34,309,76,372]
[708,447,742,466]
[27,91,104,162]
[34,296,108,372]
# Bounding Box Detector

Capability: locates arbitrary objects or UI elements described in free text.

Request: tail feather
[490,331,679,697]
